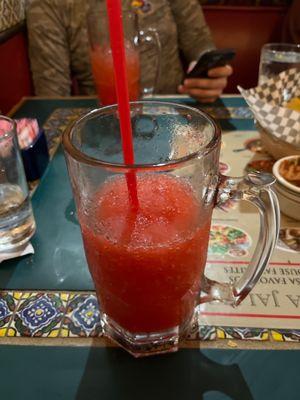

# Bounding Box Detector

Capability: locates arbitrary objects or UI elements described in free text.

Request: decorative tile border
[271,330,300,342]
[0,291,102,339]
[0,292,18,337]
[11,292,69,338]
[61,293,102,338]
[0,290,299,342]
[217,327,269,341]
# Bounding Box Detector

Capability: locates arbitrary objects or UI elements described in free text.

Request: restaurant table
[1,95,300,400]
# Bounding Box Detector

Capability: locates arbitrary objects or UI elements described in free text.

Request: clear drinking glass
[0,116,36,252]
[63,102,280,357]
[258,43,300,85]
[88,5,161,105]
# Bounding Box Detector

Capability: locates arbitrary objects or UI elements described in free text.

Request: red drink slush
[81,174,211,333]
[90,43,140,105]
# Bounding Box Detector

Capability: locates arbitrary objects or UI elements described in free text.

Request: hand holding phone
[186,48,236,79]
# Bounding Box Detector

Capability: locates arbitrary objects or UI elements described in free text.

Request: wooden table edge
[1,336,300,351]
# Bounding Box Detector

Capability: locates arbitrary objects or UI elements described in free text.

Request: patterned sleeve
[26,0,71,96]
[168,0,215,63]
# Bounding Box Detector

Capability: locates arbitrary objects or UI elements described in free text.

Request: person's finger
[183,77,227,90]
[178,84,220,102]
[178,84,186,93]
[208,64,233,78]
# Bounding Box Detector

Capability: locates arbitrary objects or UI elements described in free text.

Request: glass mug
[0,116,36,252]
[63,102,280,357]
[88,6,161,105]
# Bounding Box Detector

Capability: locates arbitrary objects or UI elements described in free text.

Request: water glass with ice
[258,43,300,86]
[0,116,36,252]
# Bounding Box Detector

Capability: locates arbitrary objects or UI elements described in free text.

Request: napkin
[238,68,300,146]
[0,242,34,263]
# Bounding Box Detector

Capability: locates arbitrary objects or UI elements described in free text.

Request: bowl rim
[273,155,300,194]
[275,183,300,202]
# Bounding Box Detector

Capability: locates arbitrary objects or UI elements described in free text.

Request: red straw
[106,0,138,209]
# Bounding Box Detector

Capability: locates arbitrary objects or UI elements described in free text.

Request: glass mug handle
[138,28,162,95]
[200,172,280,306]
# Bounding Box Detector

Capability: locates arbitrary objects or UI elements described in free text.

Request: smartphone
[185,48,236,79]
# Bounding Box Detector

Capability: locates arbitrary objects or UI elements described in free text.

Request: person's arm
[168,0,214,63]
[66,1,95,95]
[169,0,233,103]
[26,0,71,96]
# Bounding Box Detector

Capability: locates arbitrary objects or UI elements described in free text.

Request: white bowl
[273,156,300,220]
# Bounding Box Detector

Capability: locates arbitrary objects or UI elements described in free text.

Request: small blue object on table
[21,129,49,181]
